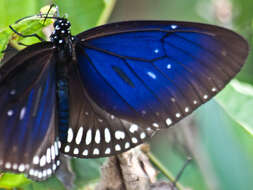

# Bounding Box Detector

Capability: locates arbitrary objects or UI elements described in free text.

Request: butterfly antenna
[42,4,59,25]
[9,24,45,42]
[171,157,192,189]
[15,15,36,24]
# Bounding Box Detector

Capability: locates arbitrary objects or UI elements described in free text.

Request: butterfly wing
[62,21,249,158]
[60,63,152,158]
[76,21,249,127]
[0,42,60,181]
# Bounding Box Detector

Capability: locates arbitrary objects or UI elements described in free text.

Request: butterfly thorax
[50,18,75,63]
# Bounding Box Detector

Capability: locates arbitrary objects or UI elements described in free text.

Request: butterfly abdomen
[56,78,70,142]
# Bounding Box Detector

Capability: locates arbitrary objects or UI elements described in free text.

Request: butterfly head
[50,18,74,46]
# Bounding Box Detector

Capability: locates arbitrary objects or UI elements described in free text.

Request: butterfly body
[50,18,74,142]
[0,17,249,181]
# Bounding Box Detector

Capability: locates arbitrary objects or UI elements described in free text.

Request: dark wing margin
[0,42,61,181]
[74,21,249,132]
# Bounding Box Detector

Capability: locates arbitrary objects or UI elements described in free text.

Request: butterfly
[0,15,249,181]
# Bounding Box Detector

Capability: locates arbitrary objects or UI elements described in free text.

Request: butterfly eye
[55,25,60,30]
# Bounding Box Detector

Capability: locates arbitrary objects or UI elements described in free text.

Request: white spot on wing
[33,156,39,165]
[29,169,34,176]
[166,118,172,126]
[105,148,111,154]
[152,123,159,128]
[95,129,101,144]
[47,168,52,175]
[115,131,125,140]
[40,155,46,167]
[140,132,146,139]
[104,128,111,143]
[10,89,16,95]
[131,137,138,144]
[129,124,138,133]
[93,148,99,155]
[5,162,11,169]
[7,110,14,116]
[46,148,51,163]
[76,127,84,144]
[212,87,217,92]
[12,163,18,170]
[54,141,59,156]
[115,144,121,151]
[73,148,79,155]
[171,24,178,29]
[125,142,130,149]
[83,149,88,156]
[64,145,70,153]
[58,141,61,149]
[18,164,25,172]
[51,144,55,160]
[53,164,56,170]
[38,172,42,178]
[147,71,156,79]
[85,129,92,145]
[67,128,74,143]
[154,48,159,53]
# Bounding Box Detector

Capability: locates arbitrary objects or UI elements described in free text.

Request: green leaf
[21,176,66,190]
[231,0,253,29]
[150,131,209,190]
[0,28,12,61]
[0,173,31,189]
[56,0,116,34]
[0,0,37,28]
[216,80,253,136]
[71,158,105,189]
[196,100,253,190]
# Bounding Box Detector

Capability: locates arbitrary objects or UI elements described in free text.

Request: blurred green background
[0,0,253,190]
